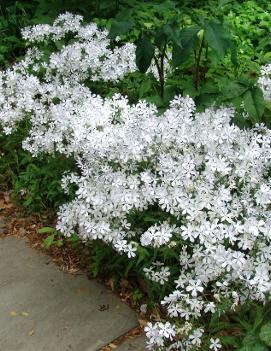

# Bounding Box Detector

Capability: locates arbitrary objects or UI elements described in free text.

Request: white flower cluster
[0,13,136,133]
[52,96,271,349]
[21,13,136,82]
[21,12,84,42]
[145,322,176,349]
[143,262,171,285]
[1,13,271,351]
[258,63,271,100]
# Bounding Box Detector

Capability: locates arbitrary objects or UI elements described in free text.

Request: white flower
[140,304,147,314]
[140,222,174,247]
[186,280,204,297]
[258,63,271,100]
[204,302,216,313]
[209,337,222,350]
[189,328,204,346]
[144,263,171,285]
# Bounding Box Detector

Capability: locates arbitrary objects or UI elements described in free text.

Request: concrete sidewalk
[0,234,146,351]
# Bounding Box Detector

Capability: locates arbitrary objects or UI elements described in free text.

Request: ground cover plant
[0,2,271,351]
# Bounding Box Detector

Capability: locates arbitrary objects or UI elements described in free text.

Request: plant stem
[154,43,166,100]
[194,37,204,91]
[154,55,164,100]
[159,53,165,99]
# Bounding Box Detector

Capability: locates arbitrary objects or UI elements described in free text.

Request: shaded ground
[0,236,140,350]
[0,193,146,350]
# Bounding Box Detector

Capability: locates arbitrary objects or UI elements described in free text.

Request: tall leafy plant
[172,19,237,89]
[110,17,237,99]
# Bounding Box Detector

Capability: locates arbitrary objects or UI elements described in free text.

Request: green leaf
[234,316,253,331]
[56,240,63,248]
[211,321,236,333]
[229,41,238,66]
[256,35,271,51]
[69,233,80,243]
[253,304,266,331]
[23,198,32,207]
[108,20,134,39]
[162,21,180,45]
[221,79,251,100]
[163,86,176,105]
[239,333,269,351]
[136,246,150,267]
[124,259,135,276]
[204,21,234,59]
[136,35,154,73]
[232,113,251,129]
[238,345,269,351]
[243,86,265,123]
[144,94,164,107]
[263,101,271,129]
[44,234,55,249]
[55,39,65,50]
[37,226,56,234]
[154,28,168,50]
[220,335,240,347]
[139,77,153,98]
[179,78,198,98]
[172,26,200,67]
[259,322,271,347]
[172,43,183,67]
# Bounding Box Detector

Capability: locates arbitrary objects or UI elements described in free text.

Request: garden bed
[1,2,271,350]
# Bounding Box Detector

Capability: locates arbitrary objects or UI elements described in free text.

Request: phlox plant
[259,64,271,101]
[1,13,271,351]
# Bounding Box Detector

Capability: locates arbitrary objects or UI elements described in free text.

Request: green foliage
[111,14,238,106]
[108,0,270,125]
[0,1,32,67]
[243,86,265,123]
[206,21,237,67]
[239,334,269,351]
[91,240,132,279]
[12,153,77,211]
[198,299,271,350]
[37,226,55,234]
[259,322,271,347]
[37,227,80,249]
[37,226,63,249]
[108,19,134,39]
[220,77,266,126]
[172,26,200,66]
[231,302,271,351]
[131,288,143,303]
[136,34,154,73]
[0,120,30,189]
[0,123,77,211]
